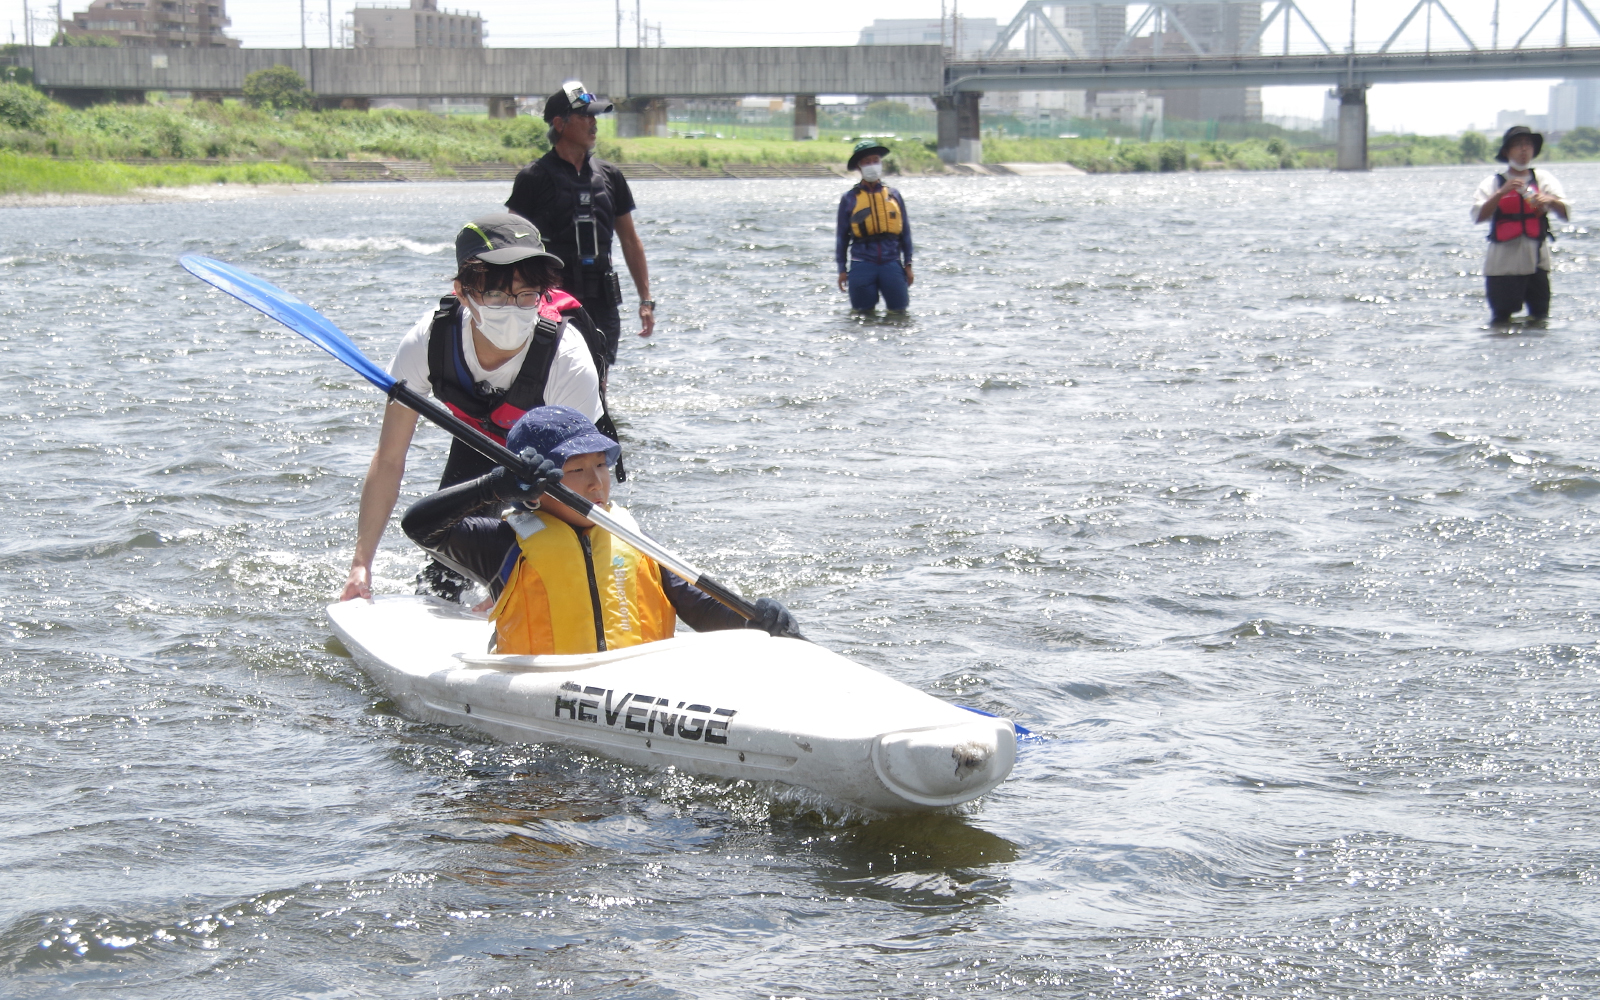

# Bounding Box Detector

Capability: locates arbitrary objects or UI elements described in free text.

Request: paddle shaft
[385,381,759,622]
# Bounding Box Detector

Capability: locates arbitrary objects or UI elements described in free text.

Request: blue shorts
[848,259,910,311]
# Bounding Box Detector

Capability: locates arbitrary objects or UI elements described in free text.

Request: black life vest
[425,289,625,487]
[1490,170,1549,244]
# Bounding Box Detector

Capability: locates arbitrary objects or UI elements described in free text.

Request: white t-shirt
[1472,168,1568,276]
[388,304,603,422]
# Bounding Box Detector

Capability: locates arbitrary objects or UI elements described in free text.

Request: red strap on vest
[545,288,583,314]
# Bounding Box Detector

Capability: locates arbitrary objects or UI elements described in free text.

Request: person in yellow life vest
[1471,125,1570,324]
[401,405,801,655]
[836,139,914,312]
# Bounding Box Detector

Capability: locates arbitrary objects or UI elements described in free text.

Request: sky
[5,0,1590,133]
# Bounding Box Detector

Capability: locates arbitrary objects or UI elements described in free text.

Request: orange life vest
[849,184,903,240]
[490,506,676,656]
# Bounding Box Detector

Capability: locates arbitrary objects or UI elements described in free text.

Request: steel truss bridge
[951,0,1600,168]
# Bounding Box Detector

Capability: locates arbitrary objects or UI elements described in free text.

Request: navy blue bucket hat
[506,405,621,468]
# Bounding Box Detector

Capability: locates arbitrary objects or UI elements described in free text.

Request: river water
[3,163,1599,997]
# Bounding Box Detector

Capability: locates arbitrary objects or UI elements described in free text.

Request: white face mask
[1509,157,1532,171]
[466,296,538,351]
[860,162,883,182]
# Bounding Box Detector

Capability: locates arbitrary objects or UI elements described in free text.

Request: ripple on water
[3,167,1600,995]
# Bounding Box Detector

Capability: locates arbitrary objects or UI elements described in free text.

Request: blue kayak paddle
[178,254,761,623]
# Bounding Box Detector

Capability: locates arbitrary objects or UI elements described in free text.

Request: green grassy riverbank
[4,80,1596,196]
[1,82,549,183]
[0,151,311,196]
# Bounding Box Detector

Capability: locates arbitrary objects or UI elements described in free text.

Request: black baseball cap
[543,80,614,122]
[455,213,564,268]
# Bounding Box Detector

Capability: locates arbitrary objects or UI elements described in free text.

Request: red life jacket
[425,289,625,485]
[1490,170,1548,244]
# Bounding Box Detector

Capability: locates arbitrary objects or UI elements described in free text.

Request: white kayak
[327,595,1016,812]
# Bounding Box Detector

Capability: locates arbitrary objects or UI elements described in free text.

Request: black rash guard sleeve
[661,568,748,632]
[401,474,519,594]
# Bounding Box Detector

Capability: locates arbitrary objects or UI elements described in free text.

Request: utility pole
[301,0,307,48]
[636,0,642,47]
[616,0,621,47]
[328,0,334,47]
[1491,0,1499,49]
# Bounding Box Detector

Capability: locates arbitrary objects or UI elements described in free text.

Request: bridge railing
[982,0,1600,61]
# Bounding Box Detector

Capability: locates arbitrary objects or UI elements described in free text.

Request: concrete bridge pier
[488,96,518,119]
[1335,84,1369,171]
[936,92,983,164]
[616,98,669,138]
[794,94,818,141]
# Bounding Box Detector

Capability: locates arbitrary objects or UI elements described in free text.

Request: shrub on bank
[1561,126,1600,158]
[0,82,50,131]
[242,65,314,113]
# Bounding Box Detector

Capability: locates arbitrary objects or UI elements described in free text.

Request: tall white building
[858,18,999,58]
[1549,79,1600,132]
[353,0,482,49]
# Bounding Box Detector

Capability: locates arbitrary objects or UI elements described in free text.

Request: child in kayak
[401,405,800,655]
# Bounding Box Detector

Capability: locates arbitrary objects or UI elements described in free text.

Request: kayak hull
[327,595,1015,812]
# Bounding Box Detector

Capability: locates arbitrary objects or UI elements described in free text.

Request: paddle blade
[180,255,395,392]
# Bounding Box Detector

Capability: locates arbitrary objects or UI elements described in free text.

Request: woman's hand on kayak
[340,563,373,601]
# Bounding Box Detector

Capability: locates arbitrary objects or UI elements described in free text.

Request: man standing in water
[1472,125,1570,324]
[836,139,914,313]
[506,81,655,366]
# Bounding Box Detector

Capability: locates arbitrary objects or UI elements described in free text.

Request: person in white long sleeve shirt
[1471,125,1570,324]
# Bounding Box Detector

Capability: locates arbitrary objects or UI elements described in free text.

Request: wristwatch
[640,299,656,310]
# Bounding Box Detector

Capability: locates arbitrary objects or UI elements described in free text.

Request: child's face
[561,452,611,507]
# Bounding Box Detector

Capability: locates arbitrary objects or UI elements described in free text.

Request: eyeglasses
[476,289,543,308]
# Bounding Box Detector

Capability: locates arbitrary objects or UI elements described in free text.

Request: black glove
[486,448,562,503]
[746,597,804,640]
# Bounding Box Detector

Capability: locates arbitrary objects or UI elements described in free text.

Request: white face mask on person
[1509,157,1533,171]
[466,295,539,351]
[860,162,884,182]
